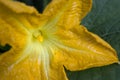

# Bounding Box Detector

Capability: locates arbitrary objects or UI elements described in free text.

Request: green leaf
[67,0,120,80]
[0,44,11,54]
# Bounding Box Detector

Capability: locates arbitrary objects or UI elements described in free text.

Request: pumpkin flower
[0,0,119,80]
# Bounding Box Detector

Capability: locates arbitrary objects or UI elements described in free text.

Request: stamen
[33,30,43,42]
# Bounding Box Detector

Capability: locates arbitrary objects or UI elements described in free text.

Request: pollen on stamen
[33,30,43,42]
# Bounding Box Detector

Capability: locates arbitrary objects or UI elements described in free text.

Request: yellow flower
[0,0,119,80]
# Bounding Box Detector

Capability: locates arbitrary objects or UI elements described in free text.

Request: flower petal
[0,18,28,68]
[43,0,92,29]
[0,0,68,80]
[0,0,45,29]
[0,0,44,78]
[0,42,68,80]
[49,60,68,80]
[55,25,119,71]
[0,0,38,14]
[0,0,38,63]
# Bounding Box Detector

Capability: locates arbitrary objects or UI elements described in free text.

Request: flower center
[33,30,43,42]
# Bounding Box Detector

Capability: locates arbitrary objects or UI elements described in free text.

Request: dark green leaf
[0,44,11,54]
[16,0,51,13]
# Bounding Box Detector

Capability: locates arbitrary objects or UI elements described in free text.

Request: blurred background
[16,0,51,13]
